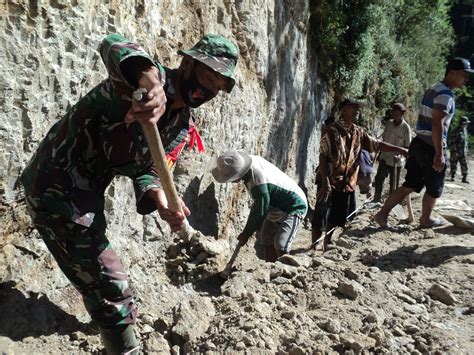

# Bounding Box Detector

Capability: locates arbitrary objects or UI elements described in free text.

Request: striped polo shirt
[416,81,455,146]
[241,156,308,237]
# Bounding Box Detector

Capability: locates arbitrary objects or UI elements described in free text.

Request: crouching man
[211,150,308,261]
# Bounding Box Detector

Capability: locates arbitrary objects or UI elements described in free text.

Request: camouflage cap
[178,34,239,93]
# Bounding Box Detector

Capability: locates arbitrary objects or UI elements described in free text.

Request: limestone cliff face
[1,0,325,235]
[0,0,325,323]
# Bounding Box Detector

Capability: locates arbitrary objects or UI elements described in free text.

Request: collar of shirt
[336,120,355,135]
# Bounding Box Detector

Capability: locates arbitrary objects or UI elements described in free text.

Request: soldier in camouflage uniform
[448,116,470,183]
[20,33,238,354]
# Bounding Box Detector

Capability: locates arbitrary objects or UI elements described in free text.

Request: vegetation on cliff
[310,0,455,118]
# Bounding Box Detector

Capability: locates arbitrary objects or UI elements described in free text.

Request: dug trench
[1,161,473,353]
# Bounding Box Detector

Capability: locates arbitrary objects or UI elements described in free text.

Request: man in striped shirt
[375,58,473,228]
[212,150,308,262]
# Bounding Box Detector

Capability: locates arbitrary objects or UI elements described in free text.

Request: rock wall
[0,0,326,339]
[1,0,325,228]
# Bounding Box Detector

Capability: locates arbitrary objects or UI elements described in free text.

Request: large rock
[270,262,299,279]
[191,235,230,257]
[363,310,384,325]
[171,295,215,345]
[428,284,457,305]
[143,332,171,353]
[337,281,365,300]
[221,271,257,298]
[340,333,377,352]
[319,319,341,334]
[278,254,312,268]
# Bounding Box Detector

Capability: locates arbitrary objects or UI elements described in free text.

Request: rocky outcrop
[3,1,472,354]
[0,0,325,351]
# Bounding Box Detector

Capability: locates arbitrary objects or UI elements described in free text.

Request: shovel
[134,89,195,241]
[390,162,408,220]
[389,161,414,223]
[405,193,414,224]
[220,240,244,279]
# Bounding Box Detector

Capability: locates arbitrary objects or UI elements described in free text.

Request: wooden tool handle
[225,241,243,269]
[141,123,184,215]
[406,194,414,223]
[221,241,243,278]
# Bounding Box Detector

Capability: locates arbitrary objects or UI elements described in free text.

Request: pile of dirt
[165,232,231,285]
[1,169,473,354]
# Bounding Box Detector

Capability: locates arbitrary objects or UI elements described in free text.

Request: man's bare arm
[431,108,447,172]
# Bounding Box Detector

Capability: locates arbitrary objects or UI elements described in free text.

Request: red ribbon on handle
[165,125,205,168]
[187,126,205,153]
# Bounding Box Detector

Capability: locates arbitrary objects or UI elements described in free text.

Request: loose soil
[1,162,473,354]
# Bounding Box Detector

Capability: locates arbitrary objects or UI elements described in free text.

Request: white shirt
[379,119,412,167]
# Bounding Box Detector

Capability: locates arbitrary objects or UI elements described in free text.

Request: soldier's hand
[125,66,167,125]
[432,152,445,172]
[153,188,191,232]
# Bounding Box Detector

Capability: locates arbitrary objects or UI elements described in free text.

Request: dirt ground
[1,160,473,354]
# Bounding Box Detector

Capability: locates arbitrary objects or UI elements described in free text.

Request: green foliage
[309,0,455,118]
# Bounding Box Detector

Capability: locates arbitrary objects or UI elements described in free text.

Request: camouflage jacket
[448,125,468,155]
[21,34,203,231]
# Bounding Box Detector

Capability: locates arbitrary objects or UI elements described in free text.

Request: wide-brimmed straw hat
[211,150,252,183]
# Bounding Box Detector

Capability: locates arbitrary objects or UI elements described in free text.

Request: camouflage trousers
[25,201,137,329]
[449,150,468,177]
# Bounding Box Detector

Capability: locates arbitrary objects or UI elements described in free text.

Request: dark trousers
[374,160,401,202]
[311,190,356,232]
[449,150,468,177]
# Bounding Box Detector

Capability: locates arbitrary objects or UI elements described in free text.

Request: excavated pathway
[1,162,473,354]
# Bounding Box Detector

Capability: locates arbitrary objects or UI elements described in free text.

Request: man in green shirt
[212,150,308,262]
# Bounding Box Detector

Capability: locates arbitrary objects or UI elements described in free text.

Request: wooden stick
[406,194,414,224]
[141,123,184,214]
[221,241,243,279]
[134,88,193,238]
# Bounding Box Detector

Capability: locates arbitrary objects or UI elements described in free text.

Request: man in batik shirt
[20,33,238,353]
[310,99,408,253]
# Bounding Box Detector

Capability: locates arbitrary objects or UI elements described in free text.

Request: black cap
[392,102,407,112]
[446,57,474,73]
[338,99,367,111]
[460,116,471,124]
[324,116,336,125]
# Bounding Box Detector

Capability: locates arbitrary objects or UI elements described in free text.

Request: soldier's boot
[450,173,455,181]
[100,324,139,355]
[462,175,469,184]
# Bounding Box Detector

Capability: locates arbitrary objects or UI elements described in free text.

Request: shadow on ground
[0,281,92,341]
[192,273,228,297]
[431,225,474,236]
[361,245,474,271]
